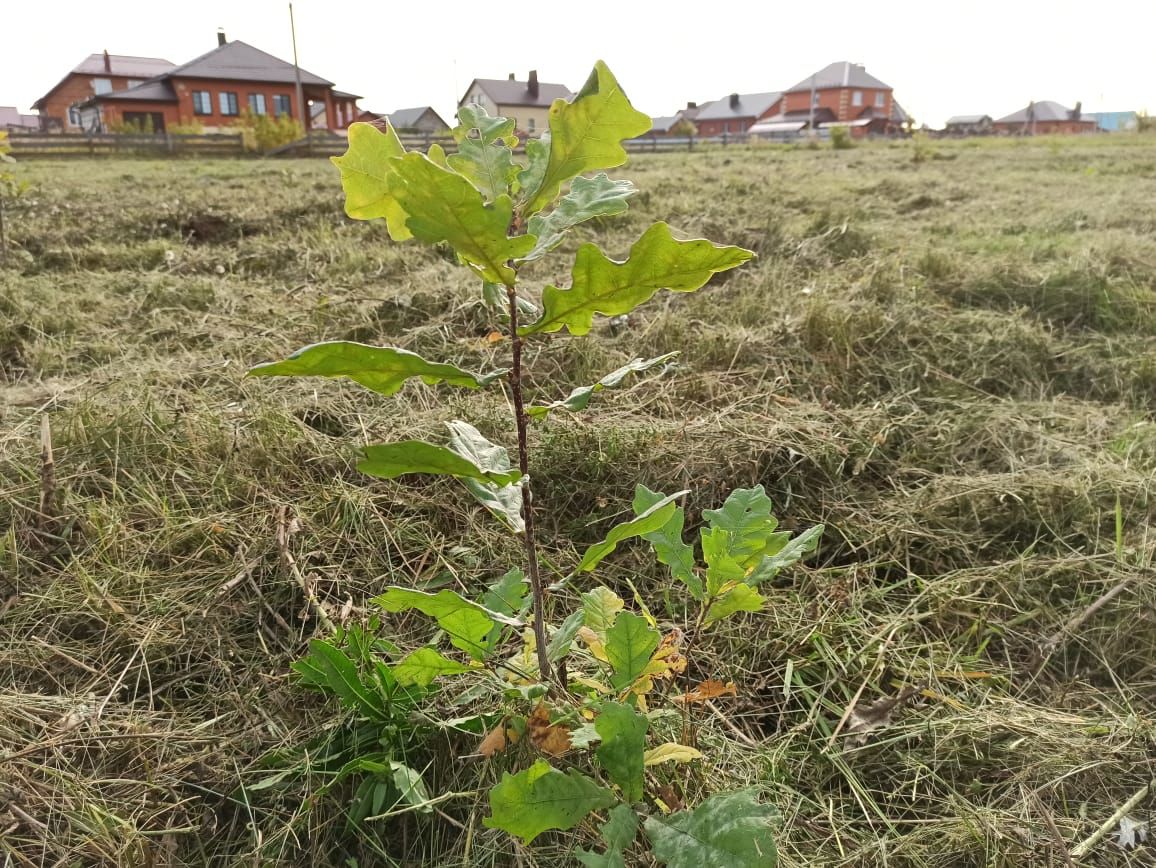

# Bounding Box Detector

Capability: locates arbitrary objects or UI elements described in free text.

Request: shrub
[830,125,854,150]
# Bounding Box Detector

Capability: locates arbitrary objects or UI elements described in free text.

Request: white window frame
[93,77,112,95]
[852,90,863,107]
[248,93,267,115]
[192,91,212,115]
[219,91,239,116]
[875,92,885,108]
[272,94,292,117]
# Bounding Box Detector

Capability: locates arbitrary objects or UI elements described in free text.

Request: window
[273,94,292,116]
[248,93,267,115]
[812,91,820,106]
[527,117,535,133]
[68,105,81,126]
[852,90,863,107]
[127,79,142,88]
[219,91,239,115]
[192,91,212,115]
[93,77,112,94]
[875,92,885,108]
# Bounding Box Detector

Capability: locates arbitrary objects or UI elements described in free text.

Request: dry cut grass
[2,134,1156,866]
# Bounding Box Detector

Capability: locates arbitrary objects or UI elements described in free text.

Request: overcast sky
[4,1,1153,128]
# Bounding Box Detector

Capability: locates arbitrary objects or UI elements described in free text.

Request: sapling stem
[505,281,552,683]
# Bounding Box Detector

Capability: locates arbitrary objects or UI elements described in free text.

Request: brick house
[992,101,1097,135]
[757,61,906,137]
[74,34,360,134]
[32,51,176,131]
[944,114,993,135]
[649,102,703,136]
[459,71,572,137]
[694,92,783,136]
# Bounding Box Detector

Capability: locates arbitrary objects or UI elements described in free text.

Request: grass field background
[3,135,1156,866]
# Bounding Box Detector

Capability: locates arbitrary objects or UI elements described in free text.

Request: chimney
[686,101,697,109]
[103,50,111,73]
[508,73,515,81]
[217,28,227,46]
[729,93,740,109]
[1070,100,1082,120]
[528,70,539,99]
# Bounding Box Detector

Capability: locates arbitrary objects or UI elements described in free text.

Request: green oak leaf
[484,759,615,844]
[701,527,748,598]
[522,222,753,336]
[547,609,585,663]
[446,421,525,533]
[330,121,411,239]
[703,486,785,569]
[517,134,550,198]
[522,174,636,262]
[528,353,678,419]
[449,105,519,202]
[643,788,778,867]
[393,647,470,687]
[605,612,661,690]
[745,524,824,586]
[577,803,639,868]
[582,586,625,635]
[594,701,648,802]
[386,151,534,284]
[480,568,528,654]
[522,61,651,215]
[633,484,700,599]
[247,341,503,397]
[390,762,432,812]
[705,583,766,624]
[374,587,521,660]
[357,440,521,485]
[577,490,688,573]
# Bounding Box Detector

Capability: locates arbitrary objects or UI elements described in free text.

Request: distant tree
[670,118,697,137]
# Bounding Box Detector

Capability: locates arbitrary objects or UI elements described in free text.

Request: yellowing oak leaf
[671,679,738,705]
[643,743,703,766]
[522,222,753,336]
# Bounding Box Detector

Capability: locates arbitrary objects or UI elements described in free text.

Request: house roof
[759,107,838,126]
[467,76,572,108]
[996,100,1094,124]
[890,100,909,124]
[387,106,448,129]
[696,92,782,121]
[168,40,333,86]
[785,62,891,93]
[651,115,679,133]
[946,114,991,125]
[72,53,176,78]
[33,52,176,108]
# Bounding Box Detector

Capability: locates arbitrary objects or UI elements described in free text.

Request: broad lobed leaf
[644,788,778,867]
[331,122,411,239]
[247,341,503,397]
[484,759,615,843]
[393,647,471,687]
[522,173,635,262]
[374,587,521,661]
[522,60,651,216]
[446,421,526,533]
[522,222,753,336]
[634,484,700,598]
[576,490,689,572]
[605,611,661,690]
[358,440,521,485]
[594,701,648,802]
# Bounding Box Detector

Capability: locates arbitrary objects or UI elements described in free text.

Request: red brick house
[74,35,360,134]
[33,51,176,131]
[756,61,907,138]
[993,101,1097,135]
[694,92,783,136]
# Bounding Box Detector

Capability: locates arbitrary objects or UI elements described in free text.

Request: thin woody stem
[505,281,552,683]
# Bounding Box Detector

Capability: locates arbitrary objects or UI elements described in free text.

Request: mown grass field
[3,134,1156,866]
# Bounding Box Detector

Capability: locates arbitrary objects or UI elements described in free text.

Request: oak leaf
[672,679,738,706]
[528,702,572,757]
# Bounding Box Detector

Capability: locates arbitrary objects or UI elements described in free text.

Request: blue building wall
[1089,111,1138,132]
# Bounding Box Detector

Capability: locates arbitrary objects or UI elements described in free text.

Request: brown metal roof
[33,53,176,108]
[467,77,572,108]
[168,40,333,86]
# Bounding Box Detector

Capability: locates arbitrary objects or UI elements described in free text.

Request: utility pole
[289,3,307,147]
[808,74,816,136]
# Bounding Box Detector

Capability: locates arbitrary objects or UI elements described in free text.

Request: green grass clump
[3,135,1156,866]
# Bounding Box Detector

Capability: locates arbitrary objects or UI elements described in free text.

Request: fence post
[688,134,694,152]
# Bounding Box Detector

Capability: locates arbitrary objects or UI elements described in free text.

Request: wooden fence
[7,132,248,158]
[8,129,750,160]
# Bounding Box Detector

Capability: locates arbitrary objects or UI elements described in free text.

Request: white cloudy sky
[4,0,1152,127]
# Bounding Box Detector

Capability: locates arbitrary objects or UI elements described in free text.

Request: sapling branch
[506,280,552,683]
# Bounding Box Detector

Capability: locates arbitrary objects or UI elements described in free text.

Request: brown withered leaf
[844,683,924,749]
[672,679,738,706]
[479,724,508,758]
[528,702,572,756]
[654,783,684,814]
